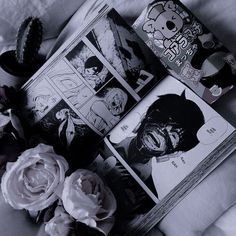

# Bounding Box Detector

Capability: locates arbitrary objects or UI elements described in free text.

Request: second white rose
[61,169,117,233]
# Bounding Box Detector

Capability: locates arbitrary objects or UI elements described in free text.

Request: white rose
[62,169,117,235]
[1,144,68,211]
[45,206,73,236]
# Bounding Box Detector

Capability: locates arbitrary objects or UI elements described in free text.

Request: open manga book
[20,3,236,236]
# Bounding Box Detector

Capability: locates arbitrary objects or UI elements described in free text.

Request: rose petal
[1,144,69,211]
[45,206,73,236]
[61,169,117,234]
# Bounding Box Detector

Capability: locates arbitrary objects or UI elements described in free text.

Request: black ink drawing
[56,108,85,147]
[35,100,100,164]
[64,84,94,109]
[111,91,205,196]
[66,41,113,91]
[80,79,136,134]
[48,61,94,109]
[86,9,167,97]
[23,80,61,123]
[86,87,128,133]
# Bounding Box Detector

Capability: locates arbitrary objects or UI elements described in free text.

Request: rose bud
[45,206,74,236]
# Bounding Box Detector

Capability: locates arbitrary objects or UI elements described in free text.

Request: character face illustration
[85,67,99,76]
[156,11,183,39]
[143,1,184,40]
[137,122,184,158]
[34,95,50,113]
[105,88,128,116]
[56,109,70,121]
[131,93,204,162]
[84,56,103,76]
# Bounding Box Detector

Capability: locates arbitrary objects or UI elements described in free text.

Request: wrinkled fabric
[0,0,86,54]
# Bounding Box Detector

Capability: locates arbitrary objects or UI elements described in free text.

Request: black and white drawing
[17,6,236,236]
[66,41,113,91]
[111,91,204,196]
[48,60,94,109]
[107,76,234,199]
[35,100,100,163]
[80,80,136,134]
[23,79,61,123]
[86,9,167,97]
[89,151,155,235]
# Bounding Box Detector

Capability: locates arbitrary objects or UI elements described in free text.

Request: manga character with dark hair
[84,56,104,75]
[113,92,205,191]
[83,56,106,90]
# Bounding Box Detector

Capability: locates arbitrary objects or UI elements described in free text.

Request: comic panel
[35,100,101,166]
[86,9,167,97]
[88,150,155,235]
[79,79,136,135]
[66,41,113,92]
[22,78,61,124]
[106,76,235,199]
[47,60,94,109]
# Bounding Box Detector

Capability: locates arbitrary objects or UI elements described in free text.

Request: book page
[20,7,167,162]
[88,151,156,235]
[19,3,236,235]
[102,75,236,234]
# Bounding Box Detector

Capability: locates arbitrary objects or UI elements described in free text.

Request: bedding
[203,203,236,236]
[0,0,236,235]
[0,0,86,54]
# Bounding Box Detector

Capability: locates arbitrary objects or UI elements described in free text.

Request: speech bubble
[197,116,228,145]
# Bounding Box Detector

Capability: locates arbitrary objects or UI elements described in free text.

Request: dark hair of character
[84,56,103,74]
[140,91,205,152]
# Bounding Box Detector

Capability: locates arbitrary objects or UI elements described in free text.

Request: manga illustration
[86,9,167,97]
[106,76,234,199]
[19,6,236,235]
[22,78,61,124]
[80,79,136,134]
[35,100,100,166]
[48,60,94,109]
[134,0,236,103]
[66,41,113,91]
